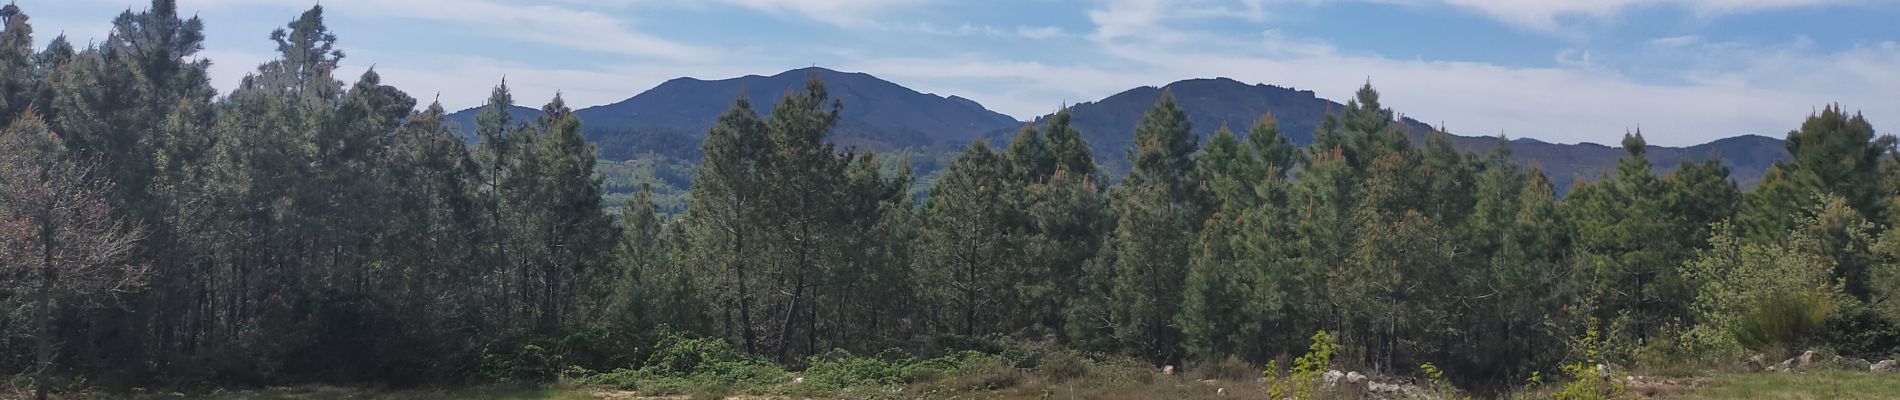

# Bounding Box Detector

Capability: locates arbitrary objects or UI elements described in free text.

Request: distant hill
[449,67,1021,151]
[444,104,539,139]
[1042,77,1789,190]
[1503,134,1788,191]
[446,69,1789,193]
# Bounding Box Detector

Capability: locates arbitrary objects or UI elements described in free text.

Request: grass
[12,384,600,400]
[1639,371,1900,399]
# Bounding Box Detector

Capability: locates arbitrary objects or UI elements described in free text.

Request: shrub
[945,358,1021,391]
[1034,350,1090,382]
[575,333,789,395]
[1822,304,1900,358]
[1192,355,1255,381]
[1732,291,1833,352]
[478,342,557,383]
[1265,331,1339,400]
[641,334,752,377]
[799,350,912,390]
[1553,324,1626,400]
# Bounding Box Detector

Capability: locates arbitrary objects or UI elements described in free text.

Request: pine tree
[1567,132,1698,344]
[0,3,36,121]
[681,95,772,355]
[0,111,149,400]
[522,94,614,330]
[1099,91,1207,363]
[756,74,848,361]
[1179,127,1266,359]
[1784,105,1892,222]
[916,141,1015,336]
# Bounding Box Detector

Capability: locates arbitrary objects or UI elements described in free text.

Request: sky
[22,0,1900,146]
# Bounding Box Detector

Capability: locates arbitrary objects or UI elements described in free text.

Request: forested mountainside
[451,72,1788,194]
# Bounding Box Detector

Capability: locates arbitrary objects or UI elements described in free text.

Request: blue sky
[25,0,1900,146]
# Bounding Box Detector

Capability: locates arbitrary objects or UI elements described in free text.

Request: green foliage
[479,343,558,384]
[576,333,789,395]
[1731,292,1834,352]
[1552,324,1627,400]
[1682,202,1854,355]
[1265,331,1339,400]
[15,6,1900,395]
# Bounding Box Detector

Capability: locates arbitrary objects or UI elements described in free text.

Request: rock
[1844,358,1872,371]
[1216,387,1226,396]
[1744,354,1768,371]
[1163,365,1176,375]
[1322,370,1345,387]
[792,376,805,384]
[1778,357,1796,371]
[1873,360,1898,373]
[1346,371,1367,384]
[1595,364,1611,379]
[1367,382,1402,393]
[1797,350,1816,369]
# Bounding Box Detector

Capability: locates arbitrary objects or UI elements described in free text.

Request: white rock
[1873,360,1898,373]
[1345,371,1367,384]
[1322,370,1345,387]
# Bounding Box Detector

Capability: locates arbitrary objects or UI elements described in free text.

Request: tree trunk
[34,217,56,400]
[734,228,757,355]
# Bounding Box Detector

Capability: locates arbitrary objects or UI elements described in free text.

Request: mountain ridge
[445,68,1790,190]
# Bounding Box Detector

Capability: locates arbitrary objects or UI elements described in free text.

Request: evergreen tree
[1566,132,1700,345]
[0,3,36,120]
[757,74,849,361]
[681,96,771,354]
[0,111,149,400]
[1179,128,1272,360]
[916,142,1015,336]
[1098,91,1207,363]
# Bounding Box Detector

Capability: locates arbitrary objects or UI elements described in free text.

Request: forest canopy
[2,2,1899,399]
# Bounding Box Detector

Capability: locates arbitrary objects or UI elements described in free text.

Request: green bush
[1192,355,1256,380]
[574,333,789,395]
[1033,350,1090,382]
[1552,324,1626,400]
[1822,304,1900,358]
[1265,331,1339,400]
[477,342,558,383]
[1732,291,1833,352]
[944,358,1021,391]
[799,350,913,390]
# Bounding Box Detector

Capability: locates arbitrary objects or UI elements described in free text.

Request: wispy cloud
[82,0,716,61]
[1418,0,1856,31]
[854,0,1895,145]
[708,0,928,27]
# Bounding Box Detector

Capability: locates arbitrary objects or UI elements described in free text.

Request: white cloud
[1422,0,1855,31]
[1650,35,1702,47]
[83,0,715,61]
[867,0,1894,145]
[709,0,926,27]
[1017,26,1067,40]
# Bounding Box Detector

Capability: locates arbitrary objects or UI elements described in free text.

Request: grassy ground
[1639,371,1900,400]
[17,371,1899,399]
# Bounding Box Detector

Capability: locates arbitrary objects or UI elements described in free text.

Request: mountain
[445,104,540,139]
[1504,134,1788,190]
[1044,77,1789,190]
[444,69,1788,193]
[449,67,1022,151]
